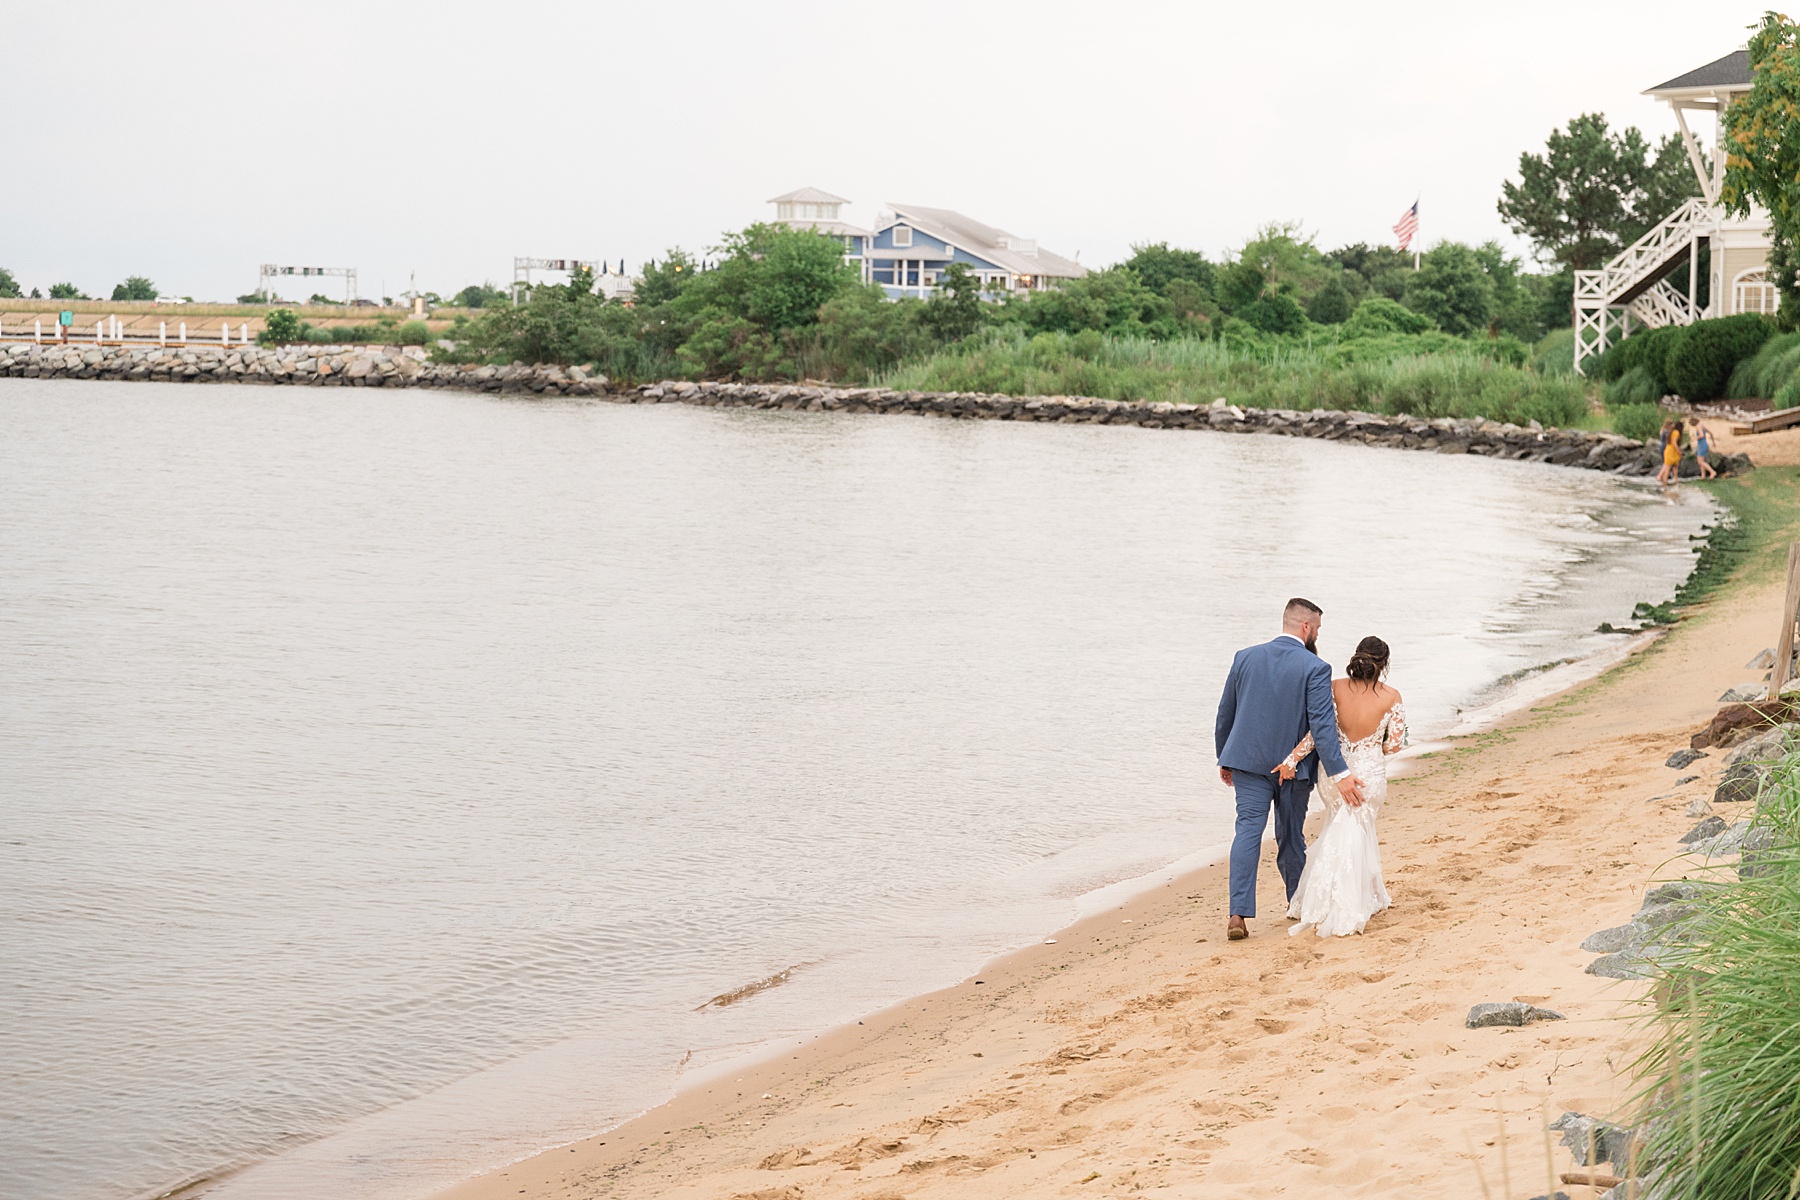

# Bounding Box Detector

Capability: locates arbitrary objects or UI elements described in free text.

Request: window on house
[893,226,912,247]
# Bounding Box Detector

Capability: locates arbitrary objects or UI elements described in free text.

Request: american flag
[1393,201,1419,251]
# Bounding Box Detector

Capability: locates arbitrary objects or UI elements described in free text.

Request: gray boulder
[1551,1111,1641,1167]
[1464,1001,1565,1028]
[1665,748,1706,769]
[1714,761,1767,807]
[1688,820,1754,858]
[1679,815,1728,844]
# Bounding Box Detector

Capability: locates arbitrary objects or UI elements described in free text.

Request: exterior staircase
[1574,197,1718,375]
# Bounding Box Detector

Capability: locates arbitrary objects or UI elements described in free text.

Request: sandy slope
[440,570,1780,1200]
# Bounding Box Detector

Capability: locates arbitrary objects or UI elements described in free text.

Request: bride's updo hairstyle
[1346,636,1390,684]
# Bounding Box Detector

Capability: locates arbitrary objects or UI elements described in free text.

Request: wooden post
[1769,542,1800,699]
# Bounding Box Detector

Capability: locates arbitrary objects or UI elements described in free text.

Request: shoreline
[0,342,1751,480]
[433,508,1778,1200]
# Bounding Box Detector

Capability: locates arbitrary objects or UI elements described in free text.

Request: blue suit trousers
[1229,770,1311,918]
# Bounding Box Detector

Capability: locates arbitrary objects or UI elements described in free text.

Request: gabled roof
[768,186,850,205]
[1646,49,1753,97]
[884,203,1085,278]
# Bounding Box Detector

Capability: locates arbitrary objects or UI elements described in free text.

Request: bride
[1274,636,1407,938]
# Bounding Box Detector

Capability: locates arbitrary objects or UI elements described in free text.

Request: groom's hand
[1219,767,1233,787]
[1337,773,1366,807]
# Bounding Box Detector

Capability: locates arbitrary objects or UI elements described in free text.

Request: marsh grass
[879,329,1591,427]
[1629,753,1800,1199]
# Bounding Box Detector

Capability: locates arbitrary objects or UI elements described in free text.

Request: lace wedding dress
[1282,703,1408,938]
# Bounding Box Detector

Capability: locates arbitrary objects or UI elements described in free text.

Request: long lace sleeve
[1383,703,1409,755]
[1281,732,1315,771]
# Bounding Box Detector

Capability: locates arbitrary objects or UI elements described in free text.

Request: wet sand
[438,534,1780,1200]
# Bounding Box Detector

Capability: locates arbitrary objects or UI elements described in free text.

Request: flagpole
[1414,198,1421,270]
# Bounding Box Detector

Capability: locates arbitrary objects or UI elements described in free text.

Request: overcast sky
[2,1,1762,302]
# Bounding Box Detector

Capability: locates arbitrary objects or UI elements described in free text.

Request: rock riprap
[0,344,1756,479]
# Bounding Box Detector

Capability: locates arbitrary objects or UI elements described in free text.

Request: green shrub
[260,308,305,344]
[1665,313,1774,401]
[1532,327,1575,376]
[1609,402,1665,441]
[1341,296,1434,338]
[1603,365,1662,408]
[393,320,431,345]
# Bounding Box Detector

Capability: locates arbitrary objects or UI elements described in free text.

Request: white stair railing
[1573,197,1718,375]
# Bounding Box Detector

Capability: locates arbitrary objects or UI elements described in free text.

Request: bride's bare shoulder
[1382,683,1403,705]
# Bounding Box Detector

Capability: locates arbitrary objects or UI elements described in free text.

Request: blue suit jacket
[1214,636,1348,781]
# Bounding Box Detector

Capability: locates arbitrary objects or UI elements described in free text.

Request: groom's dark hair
[1284,597,1323,622]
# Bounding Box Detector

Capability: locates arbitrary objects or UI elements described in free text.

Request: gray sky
[3,1,1762,302]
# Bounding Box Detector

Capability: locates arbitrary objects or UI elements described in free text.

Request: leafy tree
[1326,243,1411,303]
[1162,277,1218,326]
[1213,262,1265,314]
[110,275,158,301]
[0,267,20,298]
[308,293,336,306]
[1305,275,1353,324]
[1237,223,1332,306]
[633,250,700,308]
[48,282,87,299]
[1120,242,1215,298]
[1498,112,1703,269]
[922,263,985,341]
[451,283,508,309]
[1472,241,1550,341]
[1723,13,1800,324]
[683,224,858,333]
[1403,243,1495,336]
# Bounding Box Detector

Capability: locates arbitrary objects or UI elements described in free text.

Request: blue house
[769,189,1085,299]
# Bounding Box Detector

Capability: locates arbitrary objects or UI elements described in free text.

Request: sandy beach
[436,470,1794,1200]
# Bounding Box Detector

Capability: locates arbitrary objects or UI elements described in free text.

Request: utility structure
[1573,50,1774,375]
[259,264,358,305]
[512,257,604,302]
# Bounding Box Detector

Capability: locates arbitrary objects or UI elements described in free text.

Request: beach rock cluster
[0,343,1756,478]
[1583,882,1710,979]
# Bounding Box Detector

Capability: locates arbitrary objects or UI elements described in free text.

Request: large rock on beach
[1464,1001,1564,1028]
[1691,700,1797,750]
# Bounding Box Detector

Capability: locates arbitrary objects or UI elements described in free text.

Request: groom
[1214,598,1362,941]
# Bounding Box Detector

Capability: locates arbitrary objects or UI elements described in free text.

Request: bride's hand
[1272,762,1296,783]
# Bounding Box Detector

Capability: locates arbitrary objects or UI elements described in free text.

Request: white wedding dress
[1283,702,1407,938]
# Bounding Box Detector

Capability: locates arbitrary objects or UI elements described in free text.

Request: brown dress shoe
[1227,916,1248,941]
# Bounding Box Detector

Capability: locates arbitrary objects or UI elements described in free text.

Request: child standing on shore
[1688,416,1718,479]
[1657,420,1682,485]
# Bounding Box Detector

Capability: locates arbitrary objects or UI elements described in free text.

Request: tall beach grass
[879,329,1592,428]
[1630,750,1800,1199]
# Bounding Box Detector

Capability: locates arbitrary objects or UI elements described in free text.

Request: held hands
[1336,773,1366,808]
[1271,761,1296,783]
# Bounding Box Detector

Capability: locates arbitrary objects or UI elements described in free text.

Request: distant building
[1574,49,1770,374]
[767,188,1085,299]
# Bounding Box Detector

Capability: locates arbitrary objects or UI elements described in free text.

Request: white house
[1574,49,1774,374]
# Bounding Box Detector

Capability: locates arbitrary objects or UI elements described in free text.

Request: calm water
[0,381,1711,1200]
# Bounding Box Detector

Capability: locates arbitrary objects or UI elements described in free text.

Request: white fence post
[179,322,187,344]
[240,322,248,343]
[35,319,43,343]
[159,321,167,346]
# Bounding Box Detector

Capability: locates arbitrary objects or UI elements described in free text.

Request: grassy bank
[878,329,1592,428]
